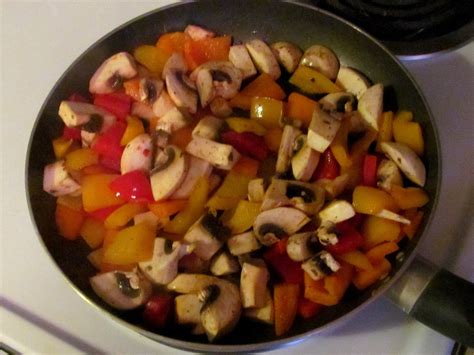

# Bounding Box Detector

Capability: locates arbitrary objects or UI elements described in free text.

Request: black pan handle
[387,257,474,347]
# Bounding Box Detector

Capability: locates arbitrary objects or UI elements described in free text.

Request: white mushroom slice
[375,209,411,225]
[162,52,188,80]
[253,207,310,246]
[228,44,257,79]
[120,133,153,174]
[192,115,223,140]
[210,250,240,276]
[58,101,115,128]
[133,211,161,231]
[276,125,301,173]
[377,159,403,191]
[195,69,215,107]
[318,200,355,223]
[336,66,371,99]
[307,105,342,153]
[319,92,356,113]
[292,136,321,181]
[248,178,267,202]
[166,71,198,114]
[90,270,152,310]
[271,41,303,73]
[43,160,81,197]
[139,78,164,103]
[131,101,155,120]
[358,83,384,131]
[243,289,274,325]
[300,45,340,80]
[302,251,340,281]
[209,97,232,118]
[245,39,281,80]
[175,293,203,328]
[183,212,229,260]
[152,90,176,118]
[178,253,211,274]
[171,156,212,199]
[240,260,269,308]
[89,52,138,94]
[156,107,190,134]
[80,113,116,148]
[315,173,350,200]
[186,136,240,170]
[138,238,190,285]
[184,24,215,40]
[286,232,319,262]
[316,220,339,246]
[150,145,189,201]
[381,142,426,186]
[227,231,261,256]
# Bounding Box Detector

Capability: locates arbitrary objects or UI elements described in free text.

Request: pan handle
[386,256,474,347]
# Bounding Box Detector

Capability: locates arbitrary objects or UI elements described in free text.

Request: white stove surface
[1,1,472,354]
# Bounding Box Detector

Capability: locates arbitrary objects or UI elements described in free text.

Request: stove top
[313,0,474,58]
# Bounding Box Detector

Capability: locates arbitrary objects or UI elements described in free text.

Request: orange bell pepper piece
[297,297,323,319]
[330,116,352,168]
[366,242,399,263]
[274,283,300,336]
[55,203,84,240]
[250,97,284,129]
[52,137,74,159]
[120,116,145,146]
[103,203,148,229]
[401,208,424,239]
[264,127,283,152]
[169,126,194,150]
[82,174,124,212]
[286,92,318,128]
[65,148,99,171]
[155,31,187,55]
[148,199,188,219]
[362,215,401,249]
[336,250,373,271]
[183,35,231,70]
[353,258,391,290]
[389,185,429,210]
[231,156,260,178]
[80,217,106,249]
[123,78,141,101]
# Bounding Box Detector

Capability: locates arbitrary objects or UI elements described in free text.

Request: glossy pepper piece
[221,131,269,161]
[103,203,148,229]
[207,172,252,211]
[183,35,231,70]
[93,93,132,121]
[330,117,352,168]
[64,148,99,171]
[120,116,145,146]
[250,97,284,129]
[156,32,187,55]
[82,174,124,212]
[133,45,170,75]
[361,154,378,187]
[109,170,154,203]
[352,185,398,215]
[289,66,341,94]
[143,294,175,329]
[286,92,318,128]
[312,148,340,180]
[274,283,300,336]
[91,121,126,172]
[392,110,424,156]
[263,238,304,284]
[148,199,188,219]
[361,215,401,249]
[389,185,429,210]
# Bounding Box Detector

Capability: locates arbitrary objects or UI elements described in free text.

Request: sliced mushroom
[120,133,153,174]
[210,250,240,276]
[276,125,301,173]
[194,69,214,107]
[240,259,269,308]
[245,39,281,80]
[150,145,189,201]
[300,45,339,80]
[156,106,190,134]
[89,52,138,94]
[58,101,115,128]
[228,44,257,79]
[318,200,356,223]
[171,156,212,199]
[138,238,191,285]
[381,142,426,186]
[316,220,339,246]
[165,71,198,114]
[133,211,161,231]
[315,173,350,200]
[377,159,403,191]
[209,97,232,118]
[227,231,261,256]
[319,92,355,113]
[253,207,310,246]
[43,160,81,197]
[152,90,176,118]
[243,288,274,325]
[178,253,211,274]
[247,178,267,202]
[90,270,152,310]
[131,101,155,121]
[292,135,321,181]
[174,293,205,334]
[375,209,411,225]
[302,251,340,281]
[81,113,116,147]
[139,78,164,103]
[336,66,371,99]
[192,115,223,140]
[358,83,384,131]
[184,24,215,41]
[162,52,188,80]
[271,41,302,74]
[307,105,342,153]
[186,136,240,170]
[286,232,320,262]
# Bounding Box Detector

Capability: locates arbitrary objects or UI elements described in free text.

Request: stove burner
[313,0,474,58]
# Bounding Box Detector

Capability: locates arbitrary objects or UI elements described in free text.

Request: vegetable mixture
[43,23,430,341]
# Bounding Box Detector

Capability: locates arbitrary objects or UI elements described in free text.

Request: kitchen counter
[1,1,472,353]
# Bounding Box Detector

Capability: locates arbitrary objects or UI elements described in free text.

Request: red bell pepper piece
[221,131,269,161]
[68,93,89,103]
[143,294,174,329]
[312,148,340,180]
[93,92,132,121]
[326,220,364,254]
[92,121,126,171]
[62,126,82,141]
[109,170,154,203]
[263,238,304,284]
[297,297,323,319]
[87,205,122,221]
[362,154,378,187]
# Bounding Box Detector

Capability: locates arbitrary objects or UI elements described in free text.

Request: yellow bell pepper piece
[52,137,74,159]
[164,178,209,234]
[82,174,124,212]
[225,117,267,136]
[362,215,400,249]
[353,258,391,290]
[57,195,83,212]
[133,44,170,75]
[207,172,252,211]
[250,97,284,129]
[394,110,413,121]
[222,200,262,234]
[392,111,424,155]
[352,185,398,215]
[336,250,373,271]
[330,117,352,168]
[81,217,106,249]
[102,223,155,265]
[289,66,341,94]
[389,185,429,210]
[104,203,148,229]
[375,111,394,153]
[55,203,84,240]
[121,116,145,146]
[65,148,99,171]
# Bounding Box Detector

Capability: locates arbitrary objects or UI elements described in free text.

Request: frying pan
[26,0,474,351]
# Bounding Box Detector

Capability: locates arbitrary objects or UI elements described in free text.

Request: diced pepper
[87,205,122,221]
[156,32,186,55]
[366,242,399,263]
[336,250,373,271]
[64,148,99,171]
[402,209,424,239]
[62,126,82,141]
[102,223,155,265]
[169,126,194,150]
[93,93,132,121]
[361,154,378,187]
[250,97,284,129]
[82,174,124,212]
[353,258,391,290]
[133,45,170,75]
[52,137,74,159]
[183,35,231,70]
[55,203,84,240]
[376,111,394,153]
[57,195,83,212]
[120,116,145,146]
[148,199,188,219]
[221,131,269,161]
[352,186,398,215]
[104,203,147,229]
[297,297,323,319]
[393,113,424,155]
[143,294,175,329]
[330,117,352,168]
[81,164,116,176]
[222,200,261,234]
[123,78,141,101]
[361,215,401,249]
[225,117,267,136]
[286,92,318,128]
[289,66,341,94]
[274,283,300,336]
[389,185,429,210]
[313,149,340,180]
[164,178,209,234]
[394,110,413,122]
[80,217,106,249]
[326,227,364,254]
[263,127,283,153]
[87,248,103,269]
[263,238,304,284]
[207,172,252,211]
[109,170,154,203]
[68,93,89,103]
[91,121,126,171]
[231,156,260,178]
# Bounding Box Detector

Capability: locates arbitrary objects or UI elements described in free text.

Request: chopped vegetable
[274,283,300,336]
